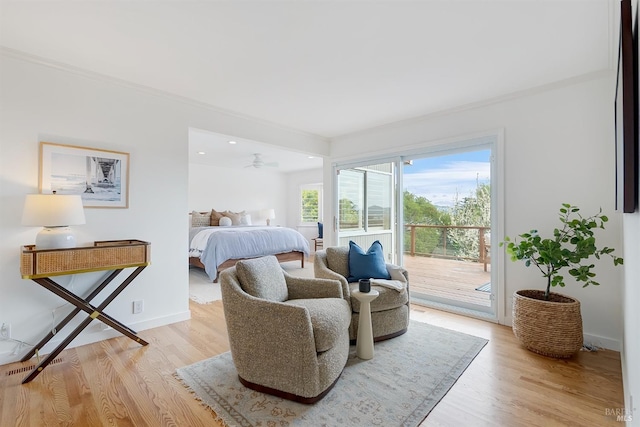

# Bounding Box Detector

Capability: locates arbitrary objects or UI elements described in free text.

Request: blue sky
[403,149,491,208]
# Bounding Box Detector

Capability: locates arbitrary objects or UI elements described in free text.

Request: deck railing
[405,224,490,263]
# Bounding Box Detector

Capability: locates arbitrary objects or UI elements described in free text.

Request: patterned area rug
[176,320,488,426]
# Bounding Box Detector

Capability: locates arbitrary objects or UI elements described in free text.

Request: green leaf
[502,204,623,290]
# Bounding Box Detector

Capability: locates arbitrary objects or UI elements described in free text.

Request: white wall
[188,164,323,256]
[327,74,624,350]
[622,214,640,424]
[189,162,289,226]
[0,52,328,365]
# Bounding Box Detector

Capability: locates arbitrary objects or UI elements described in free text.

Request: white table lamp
[22,193,86,249]
[263,209,276,226]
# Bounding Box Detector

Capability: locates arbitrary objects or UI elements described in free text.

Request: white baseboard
[0,310,191,366]
[583,333,620,352]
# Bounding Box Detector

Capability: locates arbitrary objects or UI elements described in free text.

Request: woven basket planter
[512,290,583,358]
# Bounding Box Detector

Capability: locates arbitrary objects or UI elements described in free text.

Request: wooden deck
[403,255,492,307]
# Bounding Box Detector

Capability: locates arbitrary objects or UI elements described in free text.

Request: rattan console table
[19,239,151,383]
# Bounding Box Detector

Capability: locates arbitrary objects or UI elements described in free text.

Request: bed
[189,225,310,282]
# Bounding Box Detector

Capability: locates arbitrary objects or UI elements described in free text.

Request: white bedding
[189,226,310,281]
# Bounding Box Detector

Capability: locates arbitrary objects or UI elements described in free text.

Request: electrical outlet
[0,323,11,339]
[133,300,144,314]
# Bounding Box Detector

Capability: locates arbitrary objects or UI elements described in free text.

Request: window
[338,169,364,230]
[300,184,322,224]
[367,169,391,230]
[338,164,392,232]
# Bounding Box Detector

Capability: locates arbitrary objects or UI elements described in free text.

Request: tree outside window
[301,189,319,222]
[300,184,322,224]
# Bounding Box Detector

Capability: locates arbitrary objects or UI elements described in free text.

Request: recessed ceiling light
[197,151,206,155]
[228,140,237,145]
[308,156,315,159]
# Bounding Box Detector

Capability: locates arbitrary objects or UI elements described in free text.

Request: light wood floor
[0,300,623,426]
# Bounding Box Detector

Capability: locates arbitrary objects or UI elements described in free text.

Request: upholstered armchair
[314,246,410,342]
[219,255,351,403]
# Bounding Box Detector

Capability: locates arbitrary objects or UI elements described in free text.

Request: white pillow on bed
[222,210,243,225]
[219,216,232,226]
[241,214,252,225]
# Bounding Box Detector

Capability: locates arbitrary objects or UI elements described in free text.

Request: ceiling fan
[245,153,279,169]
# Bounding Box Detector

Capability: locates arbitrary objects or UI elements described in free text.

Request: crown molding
[0,46,329,144]
[332,68,615,141]
[2,46,614,145]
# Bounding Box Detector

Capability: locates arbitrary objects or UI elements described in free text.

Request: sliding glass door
[334,137,498,317]
[401,147,494,314]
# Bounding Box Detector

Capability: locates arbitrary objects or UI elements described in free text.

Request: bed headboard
[189,209,252,227]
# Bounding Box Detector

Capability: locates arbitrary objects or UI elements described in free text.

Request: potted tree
[501,204,623,358]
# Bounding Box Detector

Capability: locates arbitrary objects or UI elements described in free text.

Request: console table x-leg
[21,266,149,383]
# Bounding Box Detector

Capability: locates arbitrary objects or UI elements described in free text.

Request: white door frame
[330,129,506,324]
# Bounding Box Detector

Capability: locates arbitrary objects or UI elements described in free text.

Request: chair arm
[314,253,351,300]
[284,273,344,299]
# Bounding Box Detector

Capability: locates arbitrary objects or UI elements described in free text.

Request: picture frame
[39,142,129,208]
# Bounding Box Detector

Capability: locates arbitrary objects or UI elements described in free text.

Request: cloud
[404,160,490,207]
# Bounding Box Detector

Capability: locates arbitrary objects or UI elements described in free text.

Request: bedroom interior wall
[188,163,288,226]
[0,52,328,365]
[328,74,624,351]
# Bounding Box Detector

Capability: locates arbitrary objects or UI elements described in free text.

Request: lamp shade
[261,208,276,226]
[22,194,86,227]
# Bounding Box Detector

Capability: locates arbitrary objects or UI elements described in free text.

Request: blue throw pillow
[347,240,391,282]
[318,222,323,238]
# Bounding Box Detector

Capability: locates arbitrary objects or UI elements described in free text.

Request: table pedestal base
[352,289,380,360]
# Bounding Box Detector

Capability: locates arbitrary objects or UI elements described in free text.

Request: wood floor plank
[411,307,624,426]
[404,256,492,307]
[0,297,623,426]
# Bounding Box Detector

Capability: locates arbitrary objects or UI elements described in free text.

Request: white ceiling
[188,128,324,172]
[0,1,615,170]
